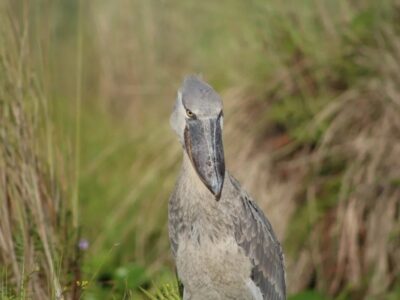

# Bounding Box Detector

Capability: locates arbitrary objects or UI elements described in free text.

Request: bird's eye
[186,109,195,118]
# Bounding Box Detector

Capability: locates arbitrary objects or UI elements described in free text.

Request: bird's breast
[176,235,254,299]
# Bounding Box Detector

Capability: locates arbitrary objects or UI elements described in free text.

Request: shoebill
[169,75,286,300]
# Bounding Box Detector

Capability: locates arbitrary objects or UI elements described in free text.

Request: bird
[168,75,286,300]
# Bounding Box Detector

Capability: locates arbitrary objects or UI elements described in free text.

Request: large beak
[184,116,225,200]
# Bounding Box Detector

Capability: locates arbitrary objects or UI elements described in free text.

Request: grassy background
[1,0,400,299]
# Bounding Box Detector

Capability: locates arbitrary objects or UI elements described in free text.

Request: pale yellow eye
[186,109,194,118]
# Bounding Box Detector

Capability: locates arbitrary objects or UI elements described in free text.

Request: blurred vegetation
[1,0,400,299]
[0,2,79,299]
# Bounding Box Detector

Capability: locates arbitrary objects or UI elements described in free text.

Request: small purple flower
[78,238,89,250]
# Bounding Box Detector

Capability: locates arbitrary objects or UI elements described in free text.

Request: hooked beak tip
[209,179,224,201]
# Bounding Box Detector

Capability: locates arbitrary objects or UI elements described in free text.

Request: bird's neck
[177,152,233,241]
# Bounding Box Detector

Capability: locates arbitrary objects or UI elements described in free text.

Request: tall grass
[1,0,399,299]
[0,1,79,299]
[86,1,400,298]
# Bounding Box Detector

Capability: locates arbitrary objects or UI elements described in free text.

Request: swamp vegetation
[1,0,400,299]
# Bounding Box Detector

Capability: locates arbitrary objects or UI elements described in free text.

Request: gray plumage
[180,76,222,116]
[169,75,286,300]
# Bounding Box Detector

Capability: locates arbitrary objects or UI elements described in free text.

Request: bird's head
[170,75,225,200]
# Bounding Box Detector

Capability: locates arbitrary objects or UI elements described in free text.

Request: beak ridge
[184,117,225,200]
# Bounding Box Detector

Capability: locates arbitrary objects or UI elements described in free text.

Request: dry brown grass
[309,26,400,296]
[222,6,400,299]
[2,0,398,299]
[88,1,400,298]
[0,2,79,299]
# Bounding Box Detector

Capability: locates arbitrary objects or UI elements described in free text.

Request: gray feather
[230,176,286,300]
[168,185,182,257]
[181,75,222,116]
[168,76,286,299]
